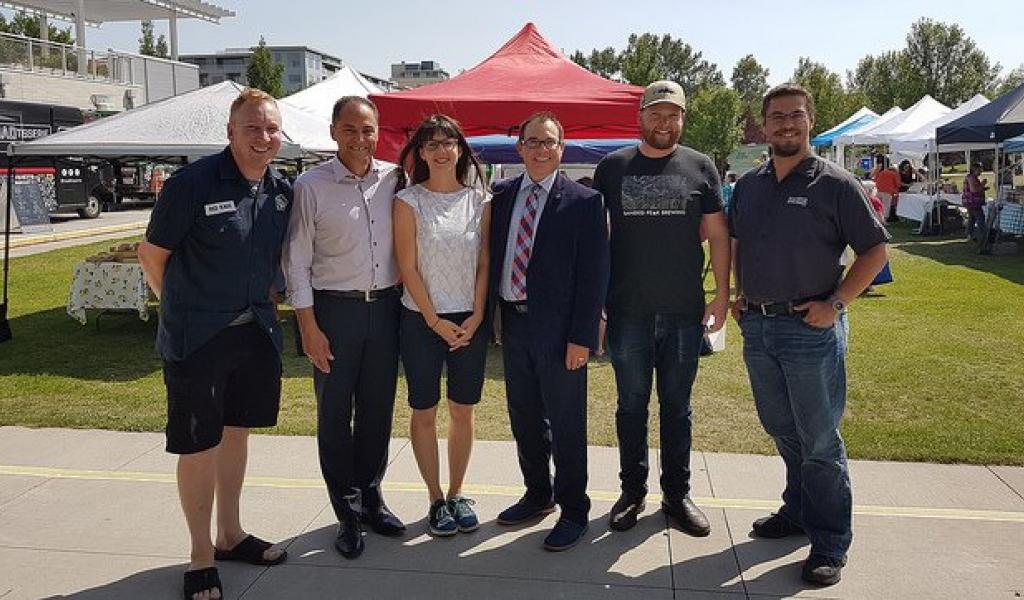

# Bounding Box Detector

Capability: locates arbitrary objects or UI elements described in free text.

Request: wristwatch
[828,295,846,312]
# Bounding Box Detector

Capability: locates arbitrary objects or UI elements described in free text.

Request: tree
[994,64,1024,97]
[792,58,856,137]
[570,47,619,80]
[246,36,285,98]
[847,51,907,112]
[731,54,769,110]
[155,34,169,59]
[139,20,169,58]
[138,20,156,56]
[731,55,770,143]
[0,11,73,44]
[900,18,1000,107]
[684,85,743,171]
[616,33,722,94]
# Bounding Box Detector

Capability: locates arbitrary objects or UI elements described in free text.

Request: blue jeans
[738,311,852,560]
[606,313,704,500]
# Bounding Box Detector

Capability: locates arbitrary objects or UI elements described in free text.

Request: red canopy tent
[371,23,644,161]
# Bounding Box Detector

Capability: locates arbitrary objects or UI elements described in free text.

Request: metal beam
[168,6,178,61]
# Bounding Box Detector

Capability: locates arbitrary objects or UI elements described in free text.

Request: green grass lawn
[1,223,1022,464]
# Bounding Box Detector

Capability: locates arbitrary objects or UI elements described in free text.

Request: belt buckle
[364,289,372,302]
[759,303,774,317]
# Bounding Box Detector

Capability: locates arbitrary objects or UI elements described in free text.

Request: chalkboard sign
[1,176,52,234]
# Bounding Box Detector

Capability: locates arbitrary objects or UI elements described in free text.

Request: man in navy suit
[489,111,610,552]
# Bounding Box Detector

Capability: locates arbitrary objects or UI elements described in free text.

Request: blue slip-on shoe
[543,518,588,552]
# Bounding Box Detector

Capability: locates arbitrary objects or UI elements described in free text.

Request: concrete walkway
[0,426,1022,599]
[3,208,150,258]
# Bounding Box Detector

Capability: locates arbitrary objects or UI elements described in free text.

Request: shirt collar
[332,155,381,183]
[756,154,821,180]
[523,170,557,196]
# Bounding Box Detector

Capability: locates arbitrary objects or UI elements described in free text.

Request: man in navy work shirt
[729,83,889,587]
[138,88,292,600]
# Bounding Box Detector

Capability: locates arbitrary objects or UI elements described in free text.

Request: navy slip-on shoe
[543,519,588,552]
[496,497,556,526]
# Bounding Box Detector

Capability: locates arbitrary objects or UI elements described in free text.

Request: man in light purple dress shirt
[283,96,405,560]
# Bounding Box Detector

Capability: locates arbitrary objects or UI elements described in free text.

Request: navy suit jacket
[488,172,610,352]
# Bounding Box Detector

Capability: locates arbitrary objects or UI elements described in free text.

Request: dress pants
[500,306,590,525]
[313,291,400,521]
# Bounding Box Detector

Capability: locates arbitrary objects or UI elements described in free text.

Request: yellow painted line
[3,464,1024,524]
[6,222,147,249]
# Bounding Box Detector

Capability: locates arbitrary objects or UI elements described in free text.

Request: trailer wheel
[78,195,103,219]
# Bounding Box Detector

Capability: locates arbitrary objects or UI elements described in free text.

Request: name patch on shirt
[787,196,809,207]
[204,201,236,216]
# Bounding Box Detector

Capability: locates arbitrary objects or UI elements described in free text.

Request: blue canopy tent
[468,135,637,164]
[811,113,878,147]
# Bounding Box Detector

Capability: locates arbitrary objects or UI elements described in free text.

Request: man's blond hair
[229,88,277,119]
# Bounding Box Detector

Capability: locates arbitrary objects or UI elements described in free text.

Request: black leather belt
[500,300,528,314]
[744,293,830,317]
[318,285,400,302]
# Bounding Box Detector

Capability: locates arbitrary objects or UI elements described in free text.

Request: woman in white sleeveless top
[393,115,491,537]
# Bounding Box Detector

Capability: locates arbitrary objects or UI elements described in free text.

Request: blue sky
[11,1,1023,84]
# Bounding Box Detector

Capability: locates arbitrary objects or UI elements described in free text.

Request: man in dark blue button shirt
[729,84,888,587]
[138,88,292,600]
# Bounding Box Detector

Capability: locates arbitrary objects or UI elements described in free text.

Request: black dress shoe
[334,519,364,559]
[362,505,406,537]
[609,493,645,532]
[662,496,711,537]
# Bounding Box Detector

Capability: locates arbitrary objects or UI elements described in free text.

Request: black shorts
[399,307,488,410]
[163,322,282,454]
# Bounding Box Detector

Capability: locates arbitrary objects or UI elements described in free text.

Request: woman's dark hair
[396,114,486,191]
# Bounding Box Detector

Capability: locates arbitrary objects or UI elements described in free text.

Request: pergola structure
[0,1,233,66]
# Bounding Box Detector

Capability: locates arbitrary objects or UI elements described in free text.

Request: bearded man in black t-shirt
[593,80,731,537]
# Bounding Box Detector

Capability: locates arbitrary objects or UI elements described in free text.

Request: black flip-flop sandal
[214,534,287,566]
[183,566,221,600]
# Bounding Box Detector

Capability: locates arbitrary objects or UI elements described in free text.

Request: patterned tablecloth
[67,262,150,324]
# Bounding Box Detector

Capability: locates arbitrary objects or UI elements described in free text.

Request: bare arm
[796,242,889,327]
[455,202,492,348]
[137,241,171,299]
[393,199,465,347]
[702,211,731,332]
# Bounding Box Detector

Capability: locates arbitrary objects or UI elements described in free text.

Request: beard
[770,139,804,158]
[641,126,680,150]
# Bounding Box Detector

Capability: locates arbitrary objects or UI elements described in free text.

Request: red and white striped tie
[510,184,541,300]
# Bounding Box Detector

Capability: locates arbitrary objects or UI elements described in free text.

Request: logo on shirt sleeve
[204,201,237,216]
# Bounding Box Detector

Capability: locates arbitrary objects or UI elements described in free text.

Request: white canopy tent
[8,81,335,160]
[837,96,951,146]
[815,106,879,140]
[889,94,990,155]
[832,107,902,170]
[281,66,384,122]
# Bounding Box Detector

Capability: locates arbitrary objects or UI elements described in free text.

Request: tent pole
[1,158,15,342]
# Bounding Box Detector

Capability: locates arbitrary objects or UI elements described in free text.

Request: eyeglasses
[423,139,458,152]
[765,111,809,125]
[521,138,560,150]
